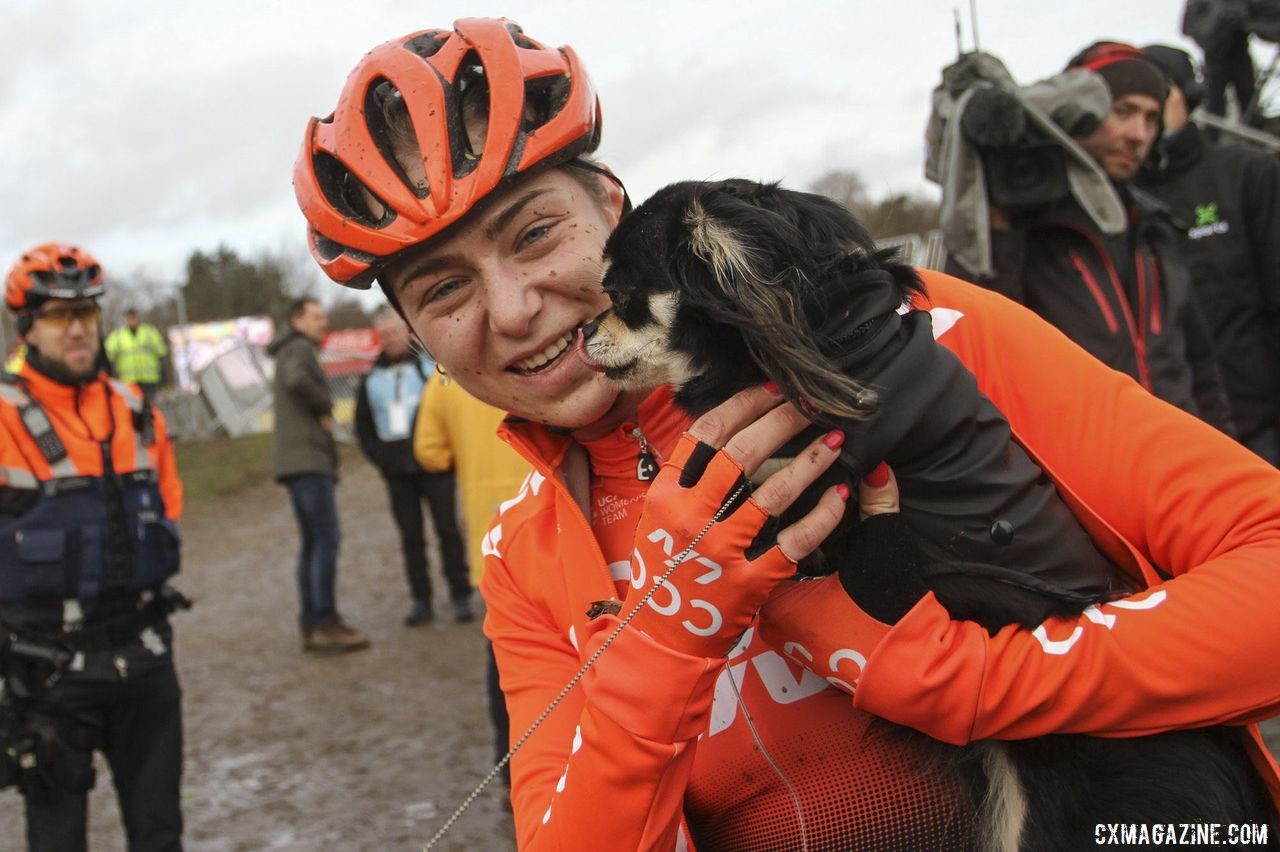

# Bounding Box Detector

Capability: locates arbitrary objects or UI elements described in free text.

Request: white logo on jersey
[1031,589,1168,655]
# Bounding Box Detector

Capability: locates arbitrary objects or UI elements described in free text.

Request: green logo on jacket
[1194,203,1219,227]
[1188,202,1230,240]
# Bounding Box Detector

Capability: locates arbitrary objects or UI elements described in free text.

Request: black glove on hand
[836,512,928,624]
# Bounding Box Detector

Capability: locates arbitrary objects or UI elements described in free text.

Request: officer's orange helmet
[293,18,603,288]
[5,243,105,312]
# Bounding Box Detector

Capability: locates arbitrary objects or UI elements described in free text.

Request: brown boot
[305,622,370,654]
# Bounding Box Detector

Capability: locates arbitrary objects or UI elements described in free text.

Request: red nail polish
[763,381,779,394]
[836,483,851,502]
[822,429,845,450]
[864,462,890,488]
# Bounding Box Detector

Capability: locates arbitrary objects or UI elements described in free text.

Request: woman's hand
[624,384,849,658]
[756,461,931,695]
[858,461,899,519]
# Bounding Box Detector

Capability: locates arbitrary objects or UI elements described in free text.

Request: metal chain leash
[422,478,750,850]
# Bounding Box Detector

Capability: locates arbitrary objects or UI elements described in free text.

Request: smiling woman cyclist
[293,19,1280,850]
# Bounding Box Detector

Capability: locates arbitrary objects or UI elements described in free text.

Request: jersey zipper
[629,426,664,482]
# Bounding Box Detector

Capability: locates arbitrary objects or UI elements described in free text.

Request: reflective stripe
[107,379,143,413]
[0,465,38,489]
[106,379,154,471]
[0,377,77,476]
[0,382,28,405]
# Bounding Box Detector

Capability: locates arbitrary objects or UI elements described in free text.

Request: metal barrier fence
[878,229,948,271]
[155,343,369,444]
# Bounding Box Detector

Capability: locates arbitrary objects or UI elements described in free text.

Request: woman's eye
[424,277,466,305]
[520,223,551,246]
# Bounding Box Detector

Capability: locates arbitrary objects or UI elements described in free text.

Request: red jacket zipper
[1066,235,1153,392]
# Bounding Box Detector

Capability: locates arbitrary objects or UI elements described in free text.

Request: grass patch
[174,434,365,505]
[175,433,276,504]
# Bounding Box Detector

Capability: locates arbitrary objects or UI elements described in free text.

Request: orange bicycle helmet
[5,242,105,313]
[294,18,603,288]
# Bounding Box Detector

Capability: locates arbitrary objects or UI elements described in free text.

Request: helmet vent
[449,52,487,180]
[506,21,538,50]
[312,151,397,229]
[313,233,376,265]
[366,79,430,199]
[522,75,571,134]
[404,30,449,60]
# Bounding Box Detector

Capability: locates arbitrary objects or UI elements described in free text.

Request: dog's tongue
[574,327,608,372]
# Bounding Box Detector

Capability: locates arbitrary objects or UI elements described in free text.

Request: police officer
[0,243,186,851]
[104,308,169,401]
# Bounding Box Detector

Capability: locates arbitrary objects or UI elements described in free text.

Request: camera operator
[943,41,1234,435]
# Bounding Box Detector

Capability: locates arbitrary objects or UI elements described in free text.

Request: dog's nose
[581,308,612,341]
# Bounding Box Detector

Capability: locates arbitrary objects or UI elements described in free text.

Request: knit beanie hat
[1067,41,1168,104]
[1142,44,1203,111]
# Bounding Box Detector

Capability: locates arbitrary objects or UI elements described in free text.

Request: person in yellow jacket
[413,369,529,787]
[104,307,168,399]
[413,371,530,584]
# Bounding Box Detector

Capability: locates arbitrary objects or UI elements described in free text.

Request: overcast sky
[0,0,1236,301]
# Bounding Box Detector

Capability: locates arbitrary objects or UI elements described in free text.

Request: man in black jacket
[354,308,472,625]
[1138,44,1280,464]
[946,41,1234,435]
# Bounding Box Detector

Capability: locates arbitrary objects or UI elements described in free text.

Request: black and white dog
[580,179,1277,851]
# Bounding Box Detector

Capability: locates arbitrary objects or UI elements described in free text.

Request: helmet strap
[566,159,633,215]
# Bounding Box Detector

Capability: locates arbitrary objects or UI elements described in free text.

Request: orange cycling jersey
[481,270,1280,850]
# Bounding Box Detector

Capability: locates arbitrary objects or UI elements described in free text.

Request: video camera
[961,86,1081,212]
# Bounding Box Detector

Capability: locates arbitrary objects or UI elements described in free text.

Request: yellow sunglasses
[35,303,102,328]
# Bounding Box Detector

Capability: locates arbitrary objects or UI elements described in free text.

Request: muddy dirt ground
[1,453,1278,851]
[0,455,517,852]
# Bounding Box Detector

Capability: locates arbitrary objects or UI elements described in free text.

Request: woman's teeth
[514,330,575,374]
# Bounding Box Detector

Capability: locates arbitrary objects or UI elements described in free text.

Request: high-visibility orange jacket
[0,362,183,624]
[0,362,182,517]
[481,270,1280,851]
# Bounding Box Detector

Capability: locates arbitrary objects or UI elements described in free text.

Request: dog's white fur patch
[686,199,756,283]
[978,743,1027,852]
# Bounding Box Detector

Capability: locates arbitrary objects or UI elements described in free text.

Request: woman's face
[384,169,627,431]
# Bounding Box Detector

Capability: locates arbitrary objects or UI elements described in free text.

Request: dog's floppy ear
[676,182,880,421]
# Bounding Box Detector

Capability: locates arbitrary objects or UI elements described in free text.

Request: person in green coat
[268,296,369,654]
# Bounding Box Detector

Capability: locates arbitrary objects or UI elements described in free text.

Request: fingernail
[763,381,779,394]
[822,429,845,450]
[836,483,851,502]
[864,462,890,488]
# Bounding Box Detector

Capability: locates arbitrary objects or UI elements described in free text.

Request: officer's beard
[25,346,102,387]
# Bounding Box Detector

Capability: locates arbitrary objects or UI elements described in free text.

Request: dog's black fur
[583,179,1278,851]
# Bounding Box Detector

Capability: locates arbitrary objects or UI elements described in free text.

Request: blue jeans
[284,474,341,629]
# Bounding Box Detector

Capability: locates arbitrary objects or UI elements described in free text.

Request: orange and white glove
[625,428,847,659]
